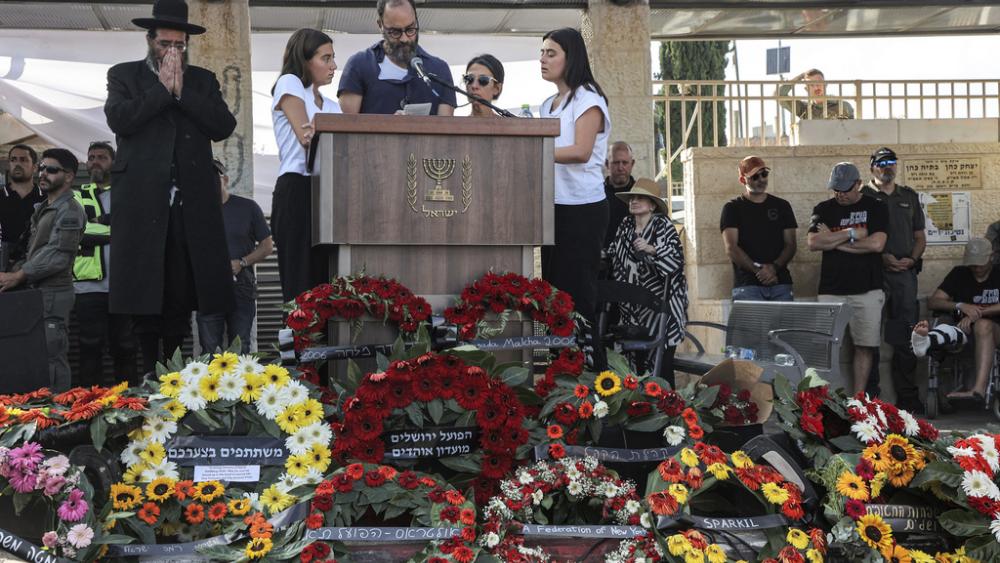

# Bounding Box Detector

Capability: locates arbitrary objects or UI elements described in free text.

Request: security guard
[0,148,86,392]
[72,142,136,386]
[861,147,927,413]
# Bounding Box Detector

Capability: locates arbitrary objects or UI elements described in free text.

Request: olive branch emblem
[461,156,473,213]
[406,153,418,213]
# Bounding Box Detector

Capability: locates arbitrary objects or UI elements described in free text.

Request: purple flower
[57,489,88,522]
[41,531,58,548]
[42,474,66,496]
[8,442,43,473]
[9,471,36,494]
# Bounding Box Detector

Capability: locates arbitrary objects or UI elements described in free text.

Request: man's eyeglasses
[750,170,769,181]
[155,40,187,52]
[382,26,418,39]
[875,160,897,168]
[462,74,498,88]
[38,165,67,175]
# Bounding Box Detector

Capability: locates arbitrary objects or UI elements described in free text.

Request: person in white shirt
[539,27,611,326]
[270,28,341,303]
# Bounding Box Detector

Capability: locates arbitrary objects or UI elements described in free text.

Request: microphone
[410,57,439,97]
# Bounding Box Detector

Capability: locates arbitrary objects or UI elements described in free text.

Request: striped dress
[609,214,688,347]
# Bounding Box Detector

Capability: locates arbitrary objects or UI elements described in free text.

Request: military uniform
[15,190,86,391]
[861,181,925,409]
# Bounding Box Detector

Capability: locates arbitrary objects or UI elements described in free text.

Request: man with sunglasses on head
[338,0,456,115]
[0,149,86,392]
[105,0,236,375]
[720,156,798,301]
[1,144,45,272]
[861,147,926,412]
[71,141,137,387]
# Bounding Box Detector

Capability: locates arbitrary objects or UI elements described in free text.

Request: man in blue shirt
[338,0,456,115]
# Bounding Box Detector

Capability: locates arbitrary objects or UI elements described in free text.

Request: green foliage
[655,41,731,182]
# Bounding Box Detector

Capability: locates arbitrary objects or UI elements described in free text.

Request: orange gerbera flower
[53,387,90,405]
[459,508,476,525]
[18,409,58,430]
[137,502,160,525]
[175,480,195,501]
[647,491,679,516]
[378,465,398,480]
[644,382,663,398]
[546,425,564,439]
[64,401,103,422]
[573,385,589,399]
[185,503,205,525]
[346,463,364,480]
[113,397,148,411]
[207,502,228,522]
[445,490,466,506]
[578,402,594,419]
[250,517,274,539]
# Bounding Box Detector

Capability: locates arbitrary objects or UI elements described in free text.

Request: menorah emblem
[422,158,456,202]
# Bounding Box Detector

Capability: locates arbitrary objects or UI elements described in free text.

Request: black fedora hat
[133,0,206,35]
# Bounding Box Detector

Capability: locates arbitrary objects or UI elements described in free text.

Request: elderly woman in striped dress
[608,179,688,388]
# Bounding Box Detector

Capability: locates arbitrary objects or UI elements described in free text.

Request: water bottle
[519,104,533,118]
[738,347,757,361]
[774,353,795,366]
[724,345,737,359]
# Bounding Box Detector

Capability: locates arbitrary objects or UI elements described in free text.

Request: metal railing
[652,79,1000,182]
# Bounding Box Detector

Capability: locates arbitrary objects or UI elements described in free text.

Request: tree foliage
[655,41,731,182]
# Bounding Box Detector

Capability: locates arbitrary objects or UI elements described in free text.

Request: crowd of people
[0,0,995,418]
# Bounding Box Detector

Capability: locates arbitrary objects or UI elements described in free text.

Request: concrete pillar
[581,0,655,185]
[188,0,254,197]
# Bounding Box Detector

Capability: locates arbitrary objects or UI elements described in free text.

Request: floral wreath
[773,371,939,466]
[331,350,534,504]
[0,441,106,561]
[102,476,296,561]
[647,442,807,526]
[302,463,479,563]
[120,351,332,524]
[285,275,433,376]
[479,456,647,562]
[0,382,147,449]
[538,350,714,459]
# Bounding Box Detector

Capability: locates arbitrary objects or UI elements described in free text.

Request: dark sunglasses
[750,170,769,181]
[874,160,897,168]
[463,74,498,87]
[383,25,418,39]
[38,165,67,175]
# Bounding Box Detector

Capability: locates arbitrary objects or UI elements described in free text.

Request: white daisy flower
[177,385,208,411]
[961,470,1000,500]
[531,489,544,505]
[845,398,865,411]
[244,492,262,512]
[285,429,313,456]
[121,439,148,466]
[298,422,333,449]
[898,410,920,437]
[276,473,302,493]
[43,455,70,475]
[948,445,977,459]
[180,362,209,386]
[142,417,178,444]
[602,481,618,498]
[851,418,882,444]
[236,356,264,376]
[519,472,534,485]
[255,384,286,420]
[640,513,653,528]
[283,381,309,406]
[567,481,584,496]
[301,467,324,486]
[482,532,500,548]
[65,524,93,549]
[663,425,686,446]
[141,459,179,482]
[594,401,609,419]
[990,518,1000,543]
[217,372,246,401]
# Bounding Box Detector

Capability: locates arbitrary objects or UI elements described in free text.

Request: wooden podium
[310,114,560,352]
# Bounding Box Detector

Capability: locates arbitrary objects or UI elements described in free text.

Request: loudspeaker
[0,289,49,393]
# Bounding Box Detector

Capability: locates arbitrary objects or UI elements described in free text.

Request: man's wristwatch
[239,257,248,269]
[955,302,964,313]
[752,262,762,271]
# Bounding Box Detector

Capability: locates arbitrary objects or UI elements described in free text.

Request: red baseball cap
[738,156,769,178]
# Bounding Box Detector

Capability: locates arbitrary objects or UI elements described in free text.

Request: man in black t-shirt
[720,156,798,301]
[196,160,273,354]
[807,162,888,394]
[926,238,1000,402]
[603,141,636,250]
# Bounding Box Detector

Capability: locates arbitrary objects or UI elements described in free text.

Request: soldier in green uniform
[0,148,86,391]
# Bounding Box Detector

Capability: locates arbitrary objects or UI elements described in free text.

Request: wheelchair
[924,317,1000,421]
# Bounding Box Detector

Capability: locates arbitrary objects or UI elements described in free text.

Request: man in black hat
[861,147,926,412]
[105,0,236,373]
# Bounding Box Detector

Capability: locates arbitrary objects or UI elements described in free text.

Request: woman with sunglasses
[270,28,341,303]
[463,55,504,118]
[538,27,610,327]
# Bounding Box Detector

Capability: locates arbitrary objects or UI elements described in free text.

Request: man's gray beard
[384,38,417,66]
[877,170,896,184]
[89,168,107,184]
[146,46,189,72]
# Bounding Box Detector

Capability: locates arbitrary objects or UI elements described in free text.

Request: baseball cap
[738,156,768,178]
[963,237,993,266]
[828,162,860,192]
[870,147,897,167]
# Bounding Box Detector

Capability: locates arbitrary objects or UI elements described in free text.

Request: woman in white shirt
[270,28,341,302]
[539,27,611,326]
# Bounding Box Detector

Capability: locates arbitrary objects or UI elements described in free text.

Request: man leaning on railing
[776,68,854,120]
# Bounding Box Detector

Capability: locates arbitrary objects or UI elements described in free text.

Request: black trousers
[271,173,328,303]
[74,292,136,387]
[541,199,609,326]
[135,195,195,374]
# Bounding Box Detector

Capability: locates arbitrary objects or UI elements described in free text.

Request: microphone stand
[423,71,519,118]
